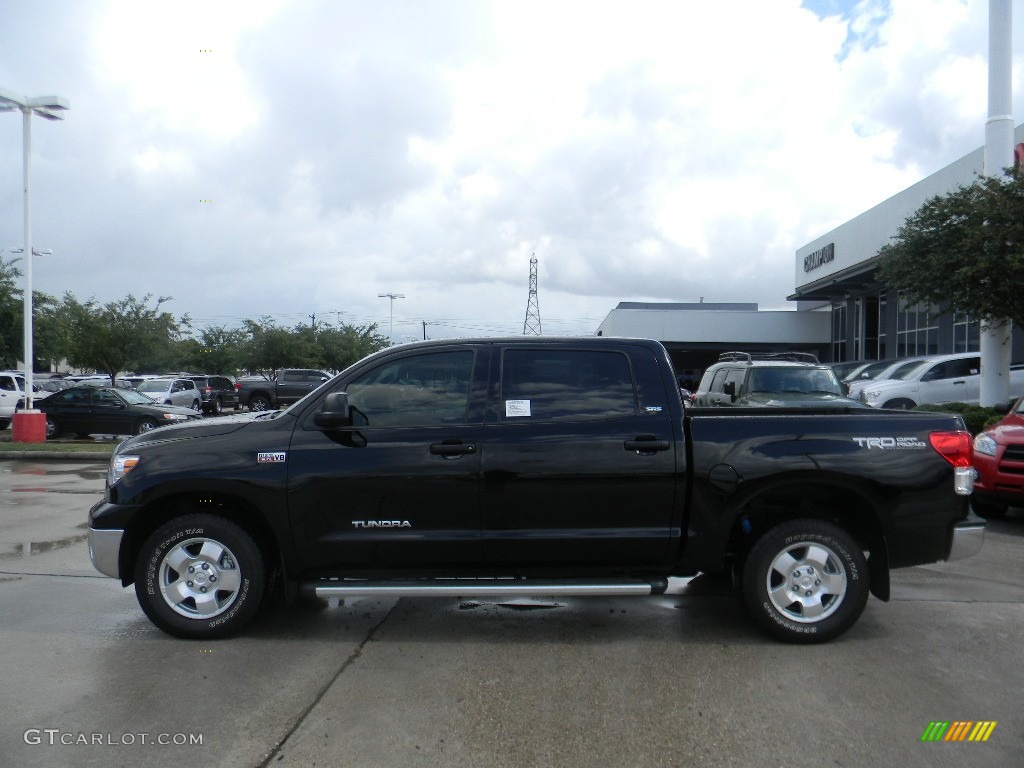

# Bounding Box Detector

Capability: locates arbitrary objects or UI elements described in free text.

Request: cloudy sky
[1,0,1022,342]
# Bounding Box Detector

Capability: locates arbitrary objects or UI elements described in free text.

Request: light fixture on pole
[378,292,405,341]
[0,87,68,436]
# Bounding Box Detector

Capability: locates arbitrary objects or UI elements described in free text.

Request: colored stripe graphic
[944,721,972,741]
[921,721,997,742]
[969,722,997,742]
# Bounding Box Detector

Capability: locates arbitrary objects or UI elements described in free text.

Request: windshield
[855,360,896,380]
[748,367,843,395]
[120,389,159,405]
[890,361,930,381]
[135,380,170,393]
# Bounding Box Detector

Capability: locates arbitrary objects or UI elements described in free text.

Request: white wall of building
[598,307,830,345]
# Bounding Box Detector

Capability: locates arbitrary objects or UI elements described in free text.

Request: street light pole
[378,292,405,342]
[0,87,68,428]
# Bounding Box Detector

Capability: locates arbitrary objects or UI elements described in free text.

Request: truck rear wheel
[248,395,271,411]
[133,514,265,639]
[742,519,868,643]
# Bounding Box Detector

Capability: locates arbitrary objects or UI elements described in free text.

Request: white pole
[980,0,1013,408]
[22,105,34,410]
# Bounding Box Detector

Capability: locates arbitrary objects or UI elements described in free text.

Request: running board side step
[310,577,668,600]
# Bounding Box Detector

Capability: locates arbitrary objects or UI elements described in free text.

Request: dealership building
[598,123,1024,380]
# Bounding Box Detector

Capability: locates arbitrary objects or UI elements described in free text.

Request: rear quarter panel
[681,409,969,572]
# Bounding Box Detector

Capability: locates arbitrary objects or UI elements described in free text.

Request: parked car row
[1,369,242,436]
[838,352,1024,410]
[37,386,202,439]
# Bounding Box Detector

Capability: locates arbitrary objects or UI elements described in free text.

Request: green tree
[62,293,184,382]
[177,325,247,374]
[240,317,319,375]
[315,322,390,372]
[33,291,67,371]
[0,255,22,368]
[877,168,1024,328]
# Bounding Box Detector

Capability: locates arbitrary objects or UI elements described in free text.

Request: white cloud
[0,0,1021,340]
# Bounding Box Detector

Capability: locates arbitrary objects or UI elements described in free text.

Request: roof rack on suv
[718,351,821,365]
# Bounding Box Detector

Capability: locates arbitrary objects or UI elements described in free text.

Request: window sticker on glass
[506,399,531,417]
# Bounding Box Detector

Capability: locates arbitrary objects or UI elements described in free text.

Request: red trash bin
[12,410,47,443]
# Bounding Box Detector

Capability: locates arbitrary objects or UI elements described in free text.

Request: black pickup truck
[235,368,331,411]
[88,337,982,643]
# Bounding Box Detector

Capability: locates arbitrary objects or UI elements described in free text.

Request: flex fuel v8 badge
[257,452,287,463]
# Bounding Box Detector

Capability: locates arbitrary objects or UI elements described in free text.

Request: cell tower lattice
[523,255,542,335]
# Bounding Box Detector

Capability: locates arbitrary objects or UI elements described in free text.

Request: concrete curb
[0,451,113,461]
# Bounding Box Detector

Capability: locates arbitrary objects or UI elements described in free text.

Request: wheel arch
[244,389,273,406]
[118,491,285,592]
[725,478,891,602]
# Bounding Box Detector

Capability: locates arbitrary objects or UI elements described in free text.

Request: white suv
[860,353,1024,409]
[134,377,202,411]
[0,371,29,428]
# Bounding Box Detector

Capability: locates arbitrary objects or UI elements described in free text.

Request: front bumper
[88,527,123,578]
[946,520,985,562]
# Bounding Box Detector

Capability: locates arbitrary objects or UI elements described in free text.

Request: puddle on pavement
[458,599,564,611]
[0,532,89,559]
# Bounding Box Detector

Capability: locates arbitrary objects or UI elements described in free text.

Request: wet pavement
[0,459,1022,768]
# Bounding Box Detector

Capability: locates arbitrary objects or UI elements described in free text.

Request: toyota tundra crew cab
[88,337,983,643]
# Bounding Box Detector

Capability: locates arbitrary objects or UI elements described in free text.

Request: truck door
[481,344,678,569]
[287,347,487,570]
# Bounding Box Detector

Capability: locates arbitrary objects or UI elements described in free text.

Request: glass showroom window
[953,313,981,353]
[896,295,939,357]
[832,302,847,362]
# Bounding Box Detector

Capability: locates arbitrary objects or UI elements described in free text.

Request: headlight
[973,433,998,457]
[109,454,140,485]
[163,413,190,421]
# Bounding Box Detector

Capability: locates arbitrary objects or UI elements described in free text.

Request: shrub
[911,402,1004,435]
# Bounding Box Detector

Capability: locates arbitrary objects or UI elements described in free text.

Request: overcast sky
[1,0,1022,342]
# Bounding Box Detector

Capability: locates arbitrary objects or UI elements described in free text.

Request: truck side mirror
[723,381,736,400]
[314,392,353,428]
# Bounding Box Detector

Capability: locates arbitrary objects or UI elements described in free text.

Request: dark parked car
[187,375,239,415]
[38,386,201,439]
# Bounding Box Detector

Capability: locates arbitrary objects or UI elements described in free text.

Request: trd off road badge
[257,452,287,463]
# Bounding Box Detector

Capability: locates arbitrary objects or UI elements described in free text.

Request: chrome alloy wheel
[765,540,847,623]
[157,537,243,619]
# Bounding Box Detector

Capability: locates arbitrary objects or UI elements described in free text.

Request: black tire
[133,514,265,639]
[248,395,271,412]
[742,519,869,643]
[45,416,60,439]
[0,419,9,430]
[881,398,916,410]
[211,397,223,415]
[134,417,159,435]
[970,495,1008,519]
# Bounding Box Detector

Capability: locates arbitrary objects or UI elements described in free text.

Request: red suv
[971,395,1024,518]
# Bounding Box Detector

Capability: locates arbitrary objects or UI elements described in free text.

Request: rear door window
[499,349,636,421]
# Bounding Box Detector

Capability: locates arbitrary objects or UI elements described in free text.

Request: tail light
[929,431,974,496]
[234,382,242,391]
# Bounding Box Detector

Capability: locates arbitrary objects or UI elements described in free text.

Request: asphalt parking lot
[0,455,1021,768]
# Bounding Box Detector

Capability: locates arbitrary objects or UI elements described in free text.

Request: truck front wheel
[133,514,265,639]
[742,519,869,643]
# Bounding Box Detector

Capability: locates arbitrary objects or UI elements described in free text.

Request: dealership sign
[803,242,835,273]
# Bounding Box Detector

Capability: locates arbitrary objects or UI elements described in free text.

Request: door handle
[430,440,476,458]
[624,436,671,454]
